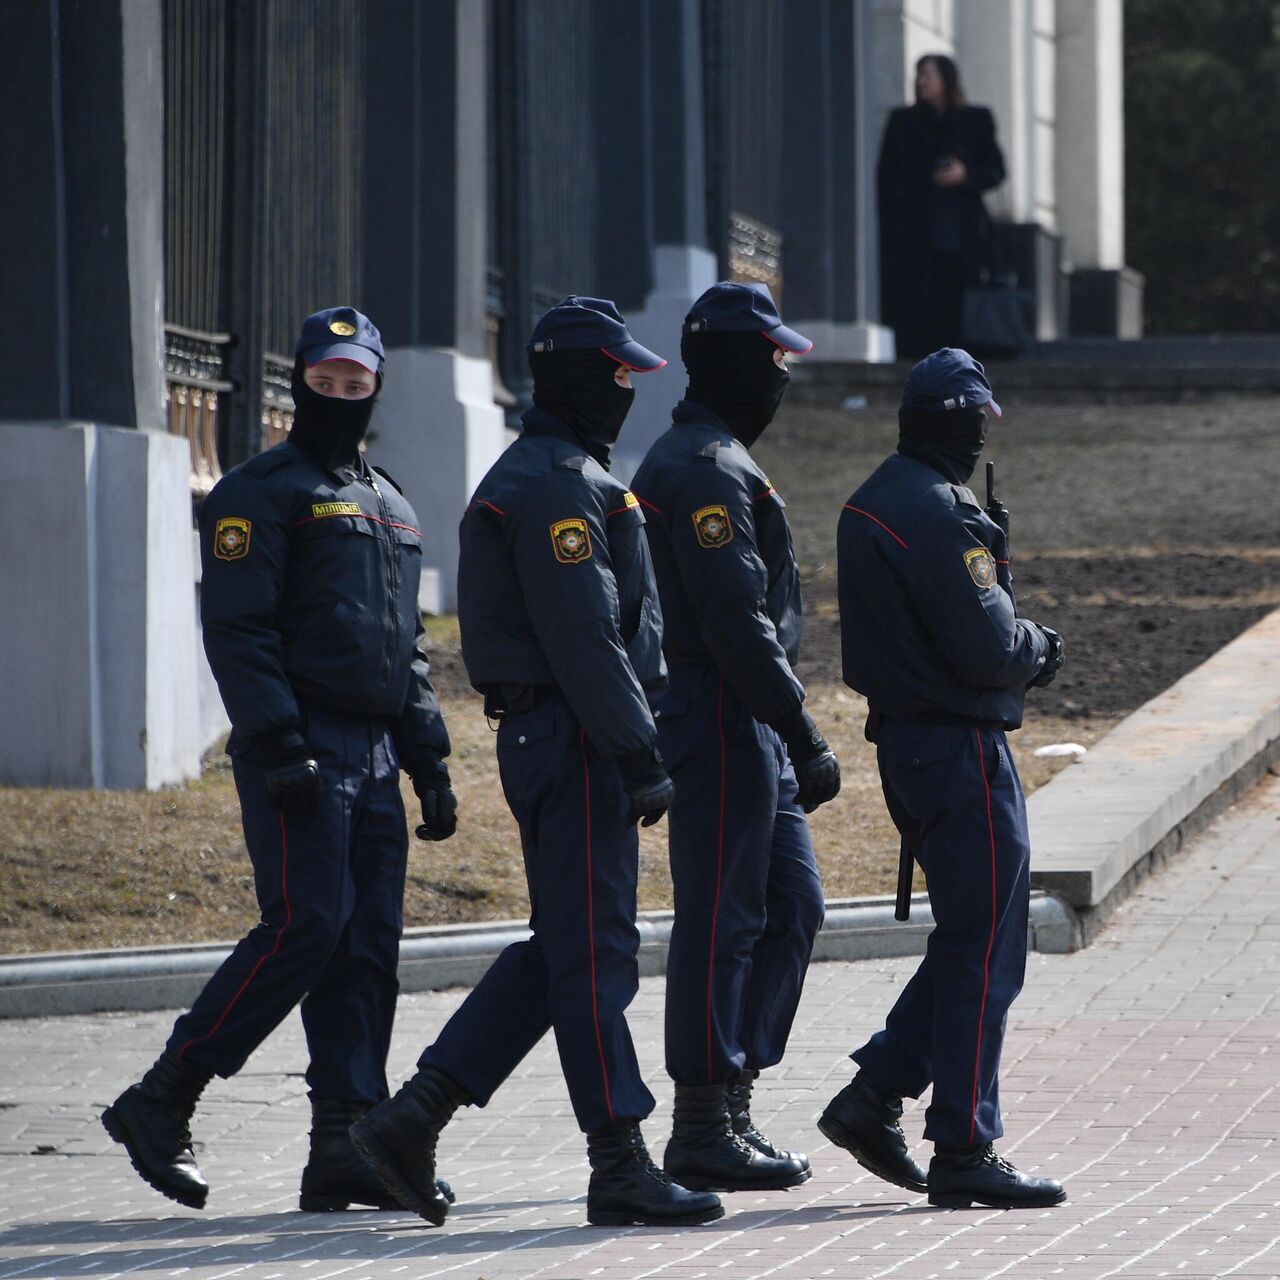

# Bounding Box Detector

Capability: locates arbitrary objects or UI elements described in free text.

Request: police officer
[630,282,838,1192]
[819,349,1066,1209]
[350,298,723,1229]
[102,307,458,1213]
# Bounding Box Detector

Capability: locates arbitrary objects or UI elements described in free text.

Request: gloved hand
[772,705,841,813]
[1030,625,1065,688]
[616,745,675,828]
[412,759,458,841]
[256,728,322,813]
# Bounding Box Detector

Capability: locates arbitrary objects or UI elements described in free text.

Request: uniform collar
[519,404,593,450]
[284,439,367,486]
[672,399,734,437]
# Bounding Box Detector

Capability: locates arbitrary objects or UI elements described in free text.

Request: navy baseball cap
[528,296,667,371]
[295,306,384,373]
[901,347,1002,417]
[683,281,813,354]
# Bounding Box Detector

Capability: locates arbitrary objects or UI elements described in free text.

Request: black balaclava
[897,405,988,484]
[529,348,634,467]
[682,331,790,447]
[288,357,380,470]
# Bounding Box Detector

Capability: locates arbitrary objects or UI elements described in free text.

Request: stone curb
[0,893,1071,1020]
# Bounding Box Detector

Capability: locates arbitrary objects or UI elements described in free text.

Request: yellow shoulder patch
[550,517,592,563]
[964,546,997,588]
[213,517,252,561]
[693,504,733,549]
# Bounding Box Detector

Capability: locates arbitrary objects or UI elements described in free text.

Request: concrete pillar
[363,0,506,608]
[1056,0,1141,336]
[0,0,202,789]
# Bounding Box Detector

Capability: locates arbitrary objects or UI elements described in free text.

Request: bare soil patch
[2,397,1276,954]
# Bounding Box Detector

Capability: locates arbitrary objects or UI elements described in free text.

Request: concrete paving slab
[0,772,1277,1279]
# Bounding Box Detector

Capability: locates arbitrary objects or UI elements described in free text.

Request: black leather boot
[348,1066,464,1226]
[664,1082,810,1191]
[101,1053,213,1209]
[726,1069,810,1173]
[300,1099,416,1211]
[928,1144,1067,1209]
[817,1070,927,1193]
[586,1124,724,1226]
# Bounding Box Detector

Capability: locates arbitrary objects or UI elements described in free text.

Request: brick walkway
[1,774,1278,1279]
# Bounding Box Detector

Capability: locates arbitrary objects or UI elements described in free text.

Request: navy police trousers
[853,720,1031,1147]
[421,693,655,1134]
[166,708,408,1104]
[657,664,825,1085]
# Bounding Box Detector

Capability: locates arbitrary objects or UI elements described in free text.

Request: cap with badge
[683,281,813,354]
[528,296,667,372]
[295,306,385,374]
[900,347,1002,417]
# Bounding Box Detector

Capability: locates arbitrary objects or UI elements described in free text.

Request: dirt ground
[2,396,1276,955]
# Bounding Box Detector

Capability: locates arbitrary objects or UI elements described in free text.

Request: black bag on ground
[962,270,1033,358]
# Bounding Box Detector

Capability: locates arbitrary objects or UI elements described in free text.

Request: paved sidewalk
[1,775,1278,1280]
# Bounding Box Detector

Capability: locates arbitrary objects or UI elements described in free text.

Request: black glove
[616,745,675,828]
[411,759,458,841]
[256,728,322,813]
[772,706,841,814]
[1030,625,1066,688]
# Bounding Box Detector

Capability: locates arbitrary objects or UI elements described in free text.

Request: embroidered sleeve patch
[311,501,362,518]
[550,517,592,563]
[964,546,998,588]
[213,517,252,561]
[693,504,733,548]
[622,491,640,510]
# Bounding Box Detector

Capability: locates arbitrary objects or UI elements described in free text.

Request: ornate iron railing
[261,353,294,449]
[164,325,231,497]
[728,212,784,297]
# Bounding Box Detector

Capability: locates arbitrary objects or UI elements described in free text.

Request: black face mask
[683,331,790,447]
[896,405,988,484]
[288,358,379,469]
[529,349,634,466]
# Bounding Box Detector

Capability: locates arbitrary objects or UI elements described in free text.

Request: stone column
[0,0,201,789]
[362,0,506,609]
[1056,0,1143,335]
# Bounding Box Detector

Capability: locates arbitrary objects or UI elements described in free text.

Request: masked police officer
[820,349,1066,1209]
[102,307,458,1213]
[350,298,723,1229]
[630,282,838,1193]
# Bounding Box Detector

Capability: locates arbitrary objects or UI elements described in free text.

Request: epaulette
[695,440,722,461]
[239,445,294,478]
[372,464,404,495]
[950,484,981,509]
[556,455,587,473]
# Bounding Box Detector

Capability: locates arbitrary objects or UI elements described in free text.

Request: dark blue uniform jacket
[838,453,1048,729]
[198,441,449,771]
[630,401,805,725]
[457,407,665,759]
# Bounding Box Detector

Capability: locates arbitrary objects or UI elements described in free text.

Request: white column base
[791,320,897,364]
[0,424,201,789]
[368,348,507,611]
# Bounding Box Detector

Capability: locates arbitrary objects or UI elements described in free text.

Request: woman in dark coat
[878,55,1006,358]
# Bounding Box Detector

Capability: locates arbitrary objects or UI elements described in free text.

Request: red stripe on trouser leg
[176,812,293,1063]
[970,730,999,1144]
[580,730,615,1122]
[705,677,728,1080]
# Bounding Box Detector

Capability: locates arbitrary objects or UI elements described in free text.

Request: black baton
[894,836,913,921]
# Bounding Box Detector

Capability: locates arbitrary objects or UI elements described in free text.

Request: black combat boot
[101,1053,213,1209]
[928,1143,1067,1209]
[348,1066,464,1226]
[817,1070,928,1193]
[664,1082,810,1191]
[586,1124,724,1226]
[726,1069,811,1173]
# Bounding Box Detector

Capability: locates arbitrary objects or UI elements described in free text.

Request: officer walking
[820,349,1066,1209]
[630,282,839,1192]
[101,307,458,1213]
[350,298,723,1229]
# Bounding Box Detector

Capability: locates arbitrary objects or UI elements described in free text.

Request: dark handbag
[962,271,1033,357]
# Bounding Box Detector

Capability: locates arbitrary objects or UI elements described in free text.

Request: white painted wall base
[613,244,720,476]
[791,320,897,364]
[367,347,506,612]
[0,423,201,789]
